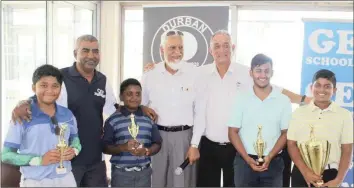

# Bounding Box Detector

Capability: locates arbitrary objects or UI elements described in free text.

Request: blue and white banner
[301,19,353,187]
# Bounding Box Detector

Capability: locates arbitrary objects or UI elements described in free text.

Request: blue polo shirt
[3,101,78,180]
[102,106,162,168]
[227,87,292,156]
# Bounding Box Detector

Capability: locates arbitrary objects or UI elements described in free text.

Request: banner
[301,19,353,187]
[143,5,229,66]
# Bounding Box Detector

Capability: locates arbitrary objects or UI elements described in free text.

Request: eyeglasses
[50,116,60,136]
[165,30,184,37]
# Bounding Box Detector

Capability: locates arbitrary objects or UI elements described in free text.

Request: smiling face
[120,85,142,110]
[250,62,273,89]
[311,78,337,103]
[209,33,235,65]
[32,76,61,105]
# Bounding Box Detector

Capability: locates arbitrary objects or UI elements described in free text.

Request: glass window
[1,1,46,143]
[52,2,94,69]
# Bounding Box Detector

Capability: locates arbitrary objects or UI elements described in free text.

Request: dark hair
[251,53,273,70]
[120,78,142,94]
[312,69,337,88]
[32,64,63,85]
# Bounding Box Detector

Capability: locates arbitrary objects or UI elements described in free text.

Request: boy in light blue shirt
[227,54,292,187]
[1,64,81,187]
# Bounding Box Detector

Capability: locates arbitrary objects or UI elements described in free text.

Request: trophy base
[315,180,324,186]
[256,158,264,166]
[56,167,67,174]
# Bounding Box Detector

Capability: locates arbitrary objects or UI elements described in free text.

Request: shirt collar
[210,62,235,75]
[249,86,279,100]
[157,61,188,75]
[31,97,64,117]
[120,106,144,117]
[68,62,102,79]
[308,100,337,112]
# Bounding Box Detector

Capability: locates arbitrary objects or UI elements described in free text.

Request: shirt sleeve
[56,82,68,107]
[102,118,115,145]
[151,124,162,144]
[341,111,353,144]
[3,121,23,149]
[140,73,150,106]
[227,94,245,128]
[191,74,208,146]
[287,110,300,141]
[103,80,118,117]
[280,98,292,130]
[69,116,81,155]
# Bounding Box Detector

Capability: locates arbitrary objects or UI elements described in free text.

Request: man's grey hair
[74,34,99,50]
[209,29,232,48]
[160,30,184,47]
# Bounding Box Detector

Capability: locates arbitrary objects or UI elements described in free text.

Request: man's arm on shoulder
[281,88,312,105]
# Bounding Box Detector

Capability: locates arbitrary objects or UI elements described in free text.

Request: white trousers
[20,172,76,187]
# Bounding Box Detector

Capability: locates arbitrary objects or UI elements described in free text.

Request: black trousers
[197,136,236,187]
[281,147,292,187]
[291,165,338,187]
[72,161,108,187]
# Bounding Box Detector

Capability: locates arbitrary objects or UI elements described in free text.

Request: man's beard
[166,60,183,70]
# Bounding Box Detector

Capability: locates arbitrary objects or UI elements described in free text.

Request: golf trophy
[56,124,68,174]
[128,113,142,149]
[298,125,331,186]
[254,125,266,166]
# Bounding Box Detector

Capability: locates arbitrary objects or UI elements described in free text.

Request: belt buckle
[219,142,227,146]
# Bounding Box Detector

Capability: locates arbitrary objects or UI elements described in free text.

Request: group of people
[1,29,352,188]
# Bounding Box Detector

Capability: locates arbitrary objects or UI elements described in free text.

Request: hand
[41,149,61,165]
[12,100,32,124]
[186,146,200,164]
[145,148,152,156]
[131,147,148,156]
[125,140,140,152]
[143,62,156,73]
[62,147,76,161]
[245,156,266,172]
[322,178,342,187]
[141,106,158,123]
[302,169,322,187]
[260,155,271,171]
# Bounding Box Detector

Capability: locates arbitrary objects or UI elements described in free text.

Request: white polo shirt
[191,62,284,145]
[141,62,200,127]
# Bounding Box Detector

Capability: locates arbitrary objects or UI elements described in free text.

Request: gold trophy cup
[128,114,142,149]
[298,125,331,186]
[56,124,68,174]
[254,125,266,166]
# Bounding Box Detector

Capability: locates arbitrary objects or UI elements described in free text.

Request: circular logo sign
[150,16,214,67]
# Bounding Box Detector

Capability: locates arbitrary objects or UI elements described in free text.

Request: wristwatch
[191,144,198,149]
[300,95,306,106]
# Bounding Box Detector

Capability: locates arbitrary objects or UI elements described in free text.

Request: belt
[115,163,150,172]
[203,136,232,146]
[248,154,281,159]
[157,125,191,132]
[325,163,338,170]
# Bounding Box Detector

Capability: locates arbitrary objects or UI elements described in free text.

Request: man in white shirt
[141,30,199,187]
[186,30,309,187]
[144,30,311,187]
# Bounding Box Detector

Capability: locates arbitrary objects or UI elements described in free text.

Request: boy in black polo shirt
[102,78,162,187]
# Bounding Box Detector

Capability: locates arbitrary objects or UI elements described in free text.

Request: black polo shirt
[59,62,117,166]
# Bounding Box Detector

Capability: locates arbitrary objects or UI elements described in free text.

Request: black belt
[203,136,232,146]
[157,125,191,132]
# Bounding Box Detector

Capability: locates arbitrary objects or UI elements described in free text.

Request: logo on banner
[150,16,214,66]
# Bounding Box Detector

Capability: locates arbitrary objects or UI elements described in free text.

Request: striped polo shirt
[102,106,162,168]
